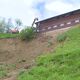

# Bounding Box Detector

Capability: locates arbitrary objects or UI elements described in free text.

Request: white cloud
[0,0,80,26]
[0,0,40,26]
[45,1,73,13]
[44,0,80,18]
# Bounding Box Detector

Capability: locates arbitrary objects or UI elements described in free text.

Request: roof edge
[36,9,80,24]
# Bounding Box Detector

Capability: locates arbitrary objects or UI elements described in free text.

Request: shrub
[19,27,36,41]
[57,33,67,42]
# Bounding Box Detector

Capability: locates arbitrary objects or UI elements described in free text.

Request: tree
[15,19,22,30]
[0,18,6,33]
[6,18,14,33]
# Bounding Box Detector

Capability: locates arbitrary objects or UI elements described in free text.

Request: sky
[0,0,80,26]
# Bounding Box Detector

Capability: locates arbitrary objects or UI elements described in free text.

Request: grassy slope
[0,33,18,38]
[18,26,80,80]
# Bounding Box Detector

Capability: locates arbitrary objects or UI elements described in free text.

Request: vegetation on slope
[0,27,36,40]
[0,66,7,79]
[19,27,36,41]
[0,33,18,38]
[18,25,80,80]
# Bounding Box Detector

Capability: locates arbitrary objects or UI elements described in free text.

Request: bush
[19,27,36,41]
[57,33,67,42]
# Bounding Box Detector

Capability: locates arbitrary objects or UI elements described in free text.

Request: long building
[36,9,80,32]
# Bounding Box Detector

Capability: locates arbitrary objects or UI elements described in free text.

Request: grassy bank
[18,25,80,80]
[0,33,18,38]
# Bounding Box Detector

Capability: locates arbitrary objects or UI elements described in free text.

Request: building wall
[36,12,80,32]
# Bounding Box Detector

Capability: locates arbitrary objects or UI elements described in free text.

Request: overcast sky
[0,0,80,26]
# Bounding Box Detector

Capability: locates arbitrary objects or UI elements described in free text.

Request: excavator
[31,18,38,32]
[32,18,38,27]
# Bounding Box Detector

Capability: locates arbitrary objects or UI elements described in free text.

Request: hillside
[0,28,69,80]
[18,25,80,80]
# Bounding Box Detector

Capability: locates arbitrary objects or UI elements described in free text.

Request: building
[36,9,80,32]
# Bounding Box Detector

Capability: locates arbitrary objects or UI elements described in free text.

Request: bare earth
[0,27,70,80]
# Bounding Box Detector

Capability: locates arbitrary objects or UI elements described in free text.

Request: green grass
[57,33,67,42]
[18,25,80,80]
[0,65,7,79]
[0,63,17,79]
[0,33,18,38]
[0,69,7,79]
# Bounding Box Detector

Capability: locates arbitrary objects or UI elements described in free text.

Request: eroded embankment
[0,27,69,80]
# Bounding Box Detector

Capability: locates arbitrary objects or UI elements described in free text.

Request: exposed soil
[0,27,70,80]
